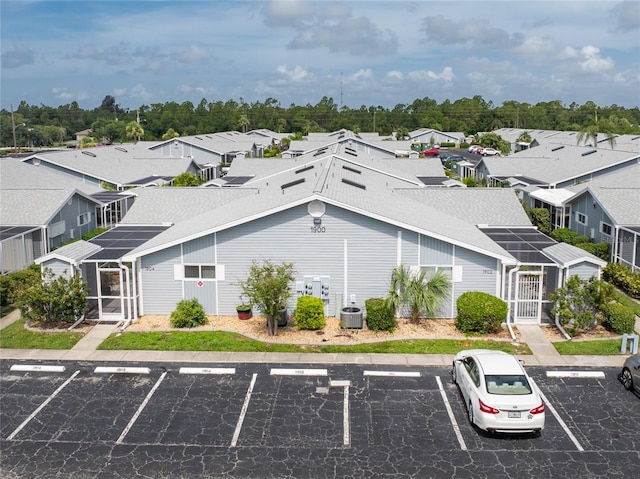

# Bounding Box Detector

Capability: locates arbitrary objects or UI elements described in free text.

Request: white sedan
[452,349,545,434]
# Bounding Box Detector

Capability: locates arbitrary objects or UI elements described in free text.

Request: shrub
[170,298,208,328]
[1,265,41,306]
[440,142,456,148]
[527,208,551,235]
[602,303,636,334]
[550,275,614,336]
[455,292,507,334]
[365,297,396,332]
[576,241,610,261]
[295,296,325,330]
[15,268,88,325]
[550,227,580,244]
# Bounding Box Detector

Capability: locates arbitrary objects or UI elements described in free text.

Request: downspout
[118,261,133,331]
[506,264,519,341]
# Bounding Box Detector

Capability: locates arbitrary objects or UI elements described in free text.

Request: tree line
[2,94,639,148]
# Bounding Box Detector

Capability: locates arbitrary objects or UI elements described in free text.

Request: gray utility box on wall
[296,276,330,299]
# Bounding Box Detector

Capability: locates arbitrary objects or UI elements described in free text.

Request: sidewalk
[0,309,630,367]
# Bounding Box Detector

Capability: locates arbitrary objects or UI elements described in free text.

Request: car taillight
[530,402,545,414]
[478,398,500,414]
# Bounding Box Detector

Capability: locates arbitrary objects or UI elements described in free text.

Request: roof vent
[551,145,564,152]
[295,165,314,174]
[341,178,366,190]
[342,165,362,174]
[82,150,97,157]
[581,149,597,156]
[281,178,305,190]
[115,146,127,152]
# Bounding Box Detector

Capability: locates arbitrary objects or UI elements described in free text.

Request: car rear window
[484,375,532,395]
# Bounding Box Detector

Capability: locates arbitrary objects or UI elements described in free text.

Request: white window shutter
[173,264,184,280]
[453,266,463,282]
[216,265,225,281]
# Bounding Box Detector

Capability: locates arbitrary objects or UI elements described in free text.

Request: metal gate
[515,272,542,323]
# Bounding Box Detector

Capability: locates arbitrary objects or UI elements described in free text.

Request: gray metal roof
[122,155,516,263]
[35,240,102,266]
[24,145,199,186]
[541,242,607,267]
[0,188,99,225]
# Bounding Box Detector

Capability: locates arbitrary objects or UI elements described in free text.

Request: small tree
[15,268,88,326]
[550,275,614,336]
[170,172,204,187]
[238,260,296,336]
[385,265,450,324]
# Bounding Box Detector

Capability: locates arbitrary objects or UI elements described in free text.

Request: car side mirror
[518,359,525,365]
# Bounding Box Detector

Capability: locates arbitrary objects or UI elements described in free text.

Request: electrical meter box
[298,275,330,300]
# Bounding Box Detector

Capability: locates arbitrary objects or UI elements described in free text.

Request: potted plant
[236,294,253,320]
[238,259,295,336]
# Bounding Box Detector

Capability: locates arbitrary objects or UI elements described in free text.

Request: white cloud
[579,46,614,72]
[408,67,455,84]
[52,87,90,102]
[276,64,314,83]
[387,70,403,80]
[177,45,210,64]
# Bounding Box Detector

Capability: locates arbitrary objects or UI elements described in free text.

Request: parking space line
[116,371,167,444]
[530,377,584,452]
[10,364,66,373]
[179,367,235,375]
[231,373,257,447]
[364,370,421,377]
[435,376,467,451]
[342,383,350,446]
[270,368,328,376]
[6,370,80,441]
[546,371,605,379]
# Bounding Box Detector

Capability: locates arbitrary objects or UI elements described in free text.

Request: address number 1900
[310,226,326,233]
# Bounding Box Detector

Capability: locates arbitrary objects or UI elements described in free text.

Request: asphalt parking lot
[1,361,638,478]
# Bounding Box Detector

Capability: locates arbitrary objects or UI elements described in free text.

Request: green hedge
[602,303,636,334]
[455,292,507,334]
[295,296,325,330]
[603,263,640,298]
[364,298,396,332]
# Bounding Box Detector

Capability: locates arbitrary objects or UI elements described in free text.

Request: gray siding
[421,236,454,265]
[41,258,74,278]
[453,246,500,317]
[140,245,183,315]
[567,262,599,280]
[569,191,614,245]
[49,195,98,248]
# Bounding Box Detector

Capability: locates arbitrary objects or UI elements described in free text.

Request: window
[77,212,91,226]
[576,212,587,225]
[600,222,612,236]
[184,265,216,280]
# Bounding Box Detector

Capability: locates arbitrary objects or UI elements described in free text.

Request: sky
[1,0,639,112]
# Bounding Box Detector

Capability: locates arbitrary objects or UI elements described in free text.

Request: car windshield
[484,375,532,395]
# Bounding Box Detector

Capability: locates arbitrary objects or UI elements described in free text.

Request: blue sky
[2,0,639,111]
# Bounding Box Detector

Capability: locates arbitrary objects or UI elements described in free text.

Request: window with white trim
[77,212,91,226]
[600,222,612,236]
[184,265,216,279]
[576,212,587,225]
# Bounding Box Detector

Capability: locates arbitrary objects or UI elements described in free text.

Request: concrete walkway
[0,309,631,367]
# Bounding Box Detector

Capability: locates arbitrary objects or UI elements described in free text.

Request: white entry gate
[515,271,542,323]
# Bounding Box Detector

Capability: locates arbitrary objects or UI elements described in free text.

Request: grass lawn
[98,330,532,355]
[0,318,83,349]
[553,339,624,355]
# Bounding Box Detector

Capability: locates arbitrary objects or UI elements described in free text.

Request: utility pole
[11,104,17,151]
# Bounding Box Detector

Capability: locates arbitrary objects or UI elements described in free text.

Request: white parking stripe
[546,371,605,379]
[270,368,328,376]
[179,367,235,375]
[116,371,167,444]
[95,366,150,374]
[363,371,421,377]
[530,377,584,452]
[435,376,467,451]
[10,365,66,373]
[342,384,350,446]
[7,370,80,441]
[231,373,257,447]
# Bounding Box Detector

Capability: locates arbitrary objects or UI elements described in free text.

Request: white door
[515,272,542,323]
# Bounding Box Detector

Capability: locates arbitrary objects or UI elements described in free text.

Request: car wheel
[621,367,634,390]
[468,401,474,426]
[452,364,457,383]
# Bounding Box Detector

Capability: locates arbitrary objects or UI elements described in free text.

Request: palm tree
[576,109,616,149]
[237,114,250,133]
[385,265,451,324]
[125,121,144,142]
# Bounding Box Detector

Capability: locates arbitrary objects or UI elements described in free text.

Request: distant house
[38,147,604,326]
[75,129,92,142]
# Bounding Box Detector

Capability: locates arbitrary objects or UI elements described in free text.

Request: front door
[98,269,124,320]
[515,272,542,323]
